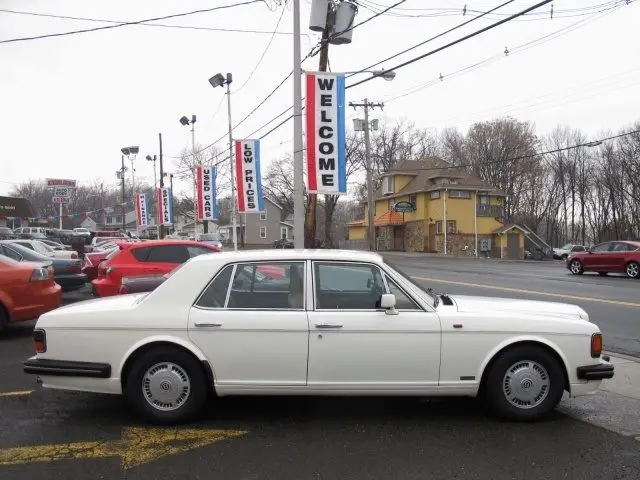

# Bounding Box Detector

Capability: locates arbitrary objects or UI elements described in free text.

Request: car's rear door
[143,245,190,274]
[188,261,309,388]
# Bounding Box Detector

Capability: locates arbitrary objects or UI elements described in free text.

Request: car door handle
[194,322,223,327]
[315,323,343,329]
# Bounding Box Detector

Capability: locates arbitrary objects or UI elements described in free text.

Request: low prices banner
[156,186,173,226]
[305,72,347,195]
[195,165,218,221]
[234,139,265,213]
[134,193,150,227]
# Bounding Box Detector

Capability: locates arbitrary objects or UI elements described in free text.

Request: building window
[280,227,287,239]
[479,195,489,205]
[388,198,395,210]
[435,221,442,233]
[259,226,267,238]
[429,190,440,200]
[115,216,122,223]
[449,190,471,199]
[382,176,394,195]
[106,216,113,224]
[408,194,416,205]
[446,220,457,233]
[260,211,267,220]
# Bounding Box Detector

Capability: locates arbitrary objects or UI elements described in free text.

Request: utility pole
[120,154,126,231]
[225,74,238,251]
[158,133,165,239]
[292,0,304,249]
[349,99,383,251]
[304,2,332,249]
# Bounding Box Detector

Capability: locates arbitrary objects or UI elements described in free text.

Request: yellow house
[347,158,526,259]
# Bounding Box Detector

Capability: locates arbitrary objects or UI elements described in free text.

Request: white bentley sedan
[24,250,614,424]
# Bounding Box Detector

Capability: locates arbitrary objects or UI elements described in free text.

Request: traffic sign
[52,196,69,204]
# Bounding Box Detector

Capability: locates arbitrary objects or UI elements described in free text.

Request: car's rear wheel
[125,346,208,424]
[626,261,640,279]
[0,304,7,335]
[569,259,583,275]
[484,345,565,421]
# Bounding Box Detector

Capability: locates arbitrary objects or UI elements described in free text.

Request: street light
[339,69,396,81]
[146,154,159,238]
[208,72,237,251]
[179,115,197,235]
[119,146,139,231]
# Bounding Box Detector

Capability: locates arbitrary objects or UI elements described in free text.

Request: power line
[329,0,407,42]
[0,0,265,45]
[347,0,553,91]
[0,7,302,36]
[345,0,517,79]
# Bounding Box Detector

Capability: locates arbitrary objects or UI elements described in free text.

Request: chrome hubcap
[142,362,191,411]
[627,263,639,278]
[502,360,550,409]
[570,261,581,274]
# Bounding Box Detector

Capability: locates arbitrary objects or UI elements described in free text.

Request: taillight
[71,252,78,259]
[30,267,49,282]
[33,329,46,353]
[591,333,603,358]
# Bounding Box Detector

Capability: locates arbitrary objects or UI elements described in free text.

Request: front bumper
[577,362,615,380]
[24,358,111,378]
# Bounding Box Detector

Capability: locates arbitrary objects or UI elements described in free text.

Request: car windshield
[384,260,437,306]
[33,241,54,254]
[199,234,220,241]
[559,244,573,250]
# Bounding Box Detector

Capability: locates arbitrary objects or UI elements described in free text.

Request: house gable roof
[374,158,506,200]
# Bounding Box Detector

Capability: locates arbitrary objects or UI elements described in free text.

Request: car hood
[448,295,589,320]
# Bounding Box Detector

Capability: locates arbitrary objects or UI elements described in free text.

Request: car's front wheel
[626,261,640,279]
[569,259,583,275]
[484,345,565,421]
[125,346,208,424]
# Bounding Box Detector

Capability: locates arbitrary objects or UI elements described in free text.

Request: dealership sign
[156,186,173,226]
[52,197,69,204]
[234,139,265,213]
[135,193,151,227]
[46,178,77,188]
[305,72,347,195]
[195,165,218,221]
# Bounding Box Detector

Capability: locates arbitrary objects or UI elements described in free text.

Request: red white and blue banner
[195,165,218,221]
[156,186,173,226]
[305,72,347,195]
[234,139,265,213]
[134,193,151,227]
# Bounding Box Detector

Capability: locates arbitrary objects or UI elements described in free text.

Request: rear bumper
[24,357,111,378]
[56,273,88,291]
[577,362,615,380]
[10,284,62,322]
[91,279,118,297]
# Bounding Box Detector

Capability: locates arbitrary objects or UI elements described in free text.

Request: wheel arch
[119,336,215,392]
[625,260,640,278]
[478,336,570,394]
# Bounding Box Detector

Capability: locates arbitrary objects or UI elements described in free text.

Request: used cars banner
[305,72,347,195]
[234,139,265,213]
[195,165,218,221]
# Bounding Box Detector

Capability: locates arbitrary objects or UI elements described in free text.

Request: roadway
[384,254,640,358]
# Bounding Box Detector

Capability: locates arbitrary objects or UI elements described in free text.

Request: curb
[606,351,640,363]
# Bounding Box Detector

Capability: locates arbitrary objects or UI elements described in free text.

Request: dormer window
[382,176,394,195]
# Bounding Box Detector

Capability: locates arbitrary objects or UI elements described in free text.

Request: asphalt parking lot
[1,259,639,479]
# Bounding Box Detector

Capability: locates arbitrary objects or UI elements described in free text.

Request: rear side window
[195,265,234,308]
[147,245,189,263]
[130,247,150,261]
[187,246,215,258]
[2,245,23,261]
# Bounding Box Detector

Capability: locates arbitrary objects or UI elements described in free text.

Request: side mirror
[381,293,399,315]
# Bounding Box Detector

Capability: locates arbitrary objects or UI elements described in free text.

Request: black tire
[483,345,565,421]
[597,272,608,276]
[125,346,208,425]
[0,304,8,336]
[626,261,640,279]
[568,259,583,275]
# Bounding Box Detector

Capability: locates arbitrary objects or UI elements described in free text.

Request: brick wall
[376,226,394,251]
[404,220,425,252]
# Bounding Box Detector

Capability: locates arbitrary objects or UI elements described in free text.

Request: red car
[0,255,61,332]
[567,240,640,278]
[91,240,220,297]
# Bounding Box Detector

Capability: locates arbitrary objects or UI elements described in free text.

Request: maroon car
[567,240,640,278]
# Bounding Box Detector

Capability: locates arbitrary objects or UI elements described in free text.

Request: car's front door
[188,261,309,388]
[584,242,613,270]
[143,245,190,274]
[306,261,441,390]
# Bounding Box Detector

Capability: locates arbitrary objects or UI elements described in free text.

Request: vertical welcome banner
[195,165,218,221]
[305,72,347,195]
[134,193,150,227]
[234,139,265,213]
[156,186,173,226]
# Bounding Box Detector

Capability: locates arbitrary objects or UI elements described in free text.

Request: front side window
[384,276,421,310]
[591,243,612,253]
[227,262,305,309]
[147,245,189,263]
[314,262,386,310]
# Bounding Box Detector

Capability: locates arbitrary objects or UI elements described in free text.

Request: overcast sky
[1,0,639,200]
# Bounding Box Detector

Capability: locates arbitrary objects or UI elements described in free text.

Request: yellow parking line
[0,390,33,398]
[411,276,640,308]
